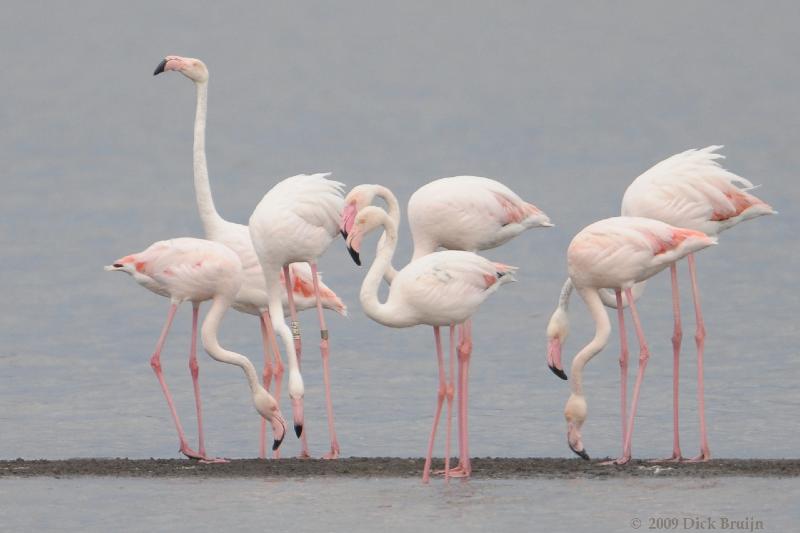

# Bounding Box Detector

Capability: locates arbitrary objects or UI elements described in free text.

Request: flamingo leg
[265,311,285,459]
[188,303,206,457]
[654,264,685,462]
[282,266,310,458]
[310,262,340,459]
[150,303,202,460]
[422,326,448,483]
[606,288,650,465]
[258,315,274,459]
[452,320,472,478]
[615,290,629,454]
[686,253,711,462]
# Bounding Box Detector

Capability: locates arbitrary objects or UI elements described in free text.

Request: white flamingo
[249,173,346,459]
[105,238,287,460]
[547,147,775,462]
[153,55,346,458]
[549,217,716,464]
[344,202,517,481]
[340,177,550,476]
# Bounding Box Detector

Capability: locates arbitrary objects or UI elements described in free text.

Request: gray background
[1,1,798,463]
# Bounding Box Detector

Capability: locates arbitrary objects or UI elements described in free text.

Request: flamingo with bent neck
[249,173,346,459]
[547,147,775,462]
[340,178,550,477]
[153,55,346,458]
[105,238,286,460]
[551,217,716,464]
[343,202,517,481]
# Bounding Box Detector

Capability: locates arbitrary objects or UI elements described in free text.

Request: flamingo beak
[291,398,304,438]
[153,58,168,76]
[547,337,567,380]
[340,203,357,240]
[569,441,590,461]
[271,413,287,451]
[346,244,361,266]
[345,230,362,266]
[567,422,589,460]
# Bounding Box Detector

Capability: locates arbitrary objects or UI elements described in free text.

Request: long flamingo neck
[570,287,611,395]
[201,297,262,397]
[193,81,223,235]
[360,212,406,326]
[372,185,401,282]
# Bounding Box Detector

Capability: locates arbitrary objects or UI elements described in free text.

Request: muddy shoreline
[1,458,798,479]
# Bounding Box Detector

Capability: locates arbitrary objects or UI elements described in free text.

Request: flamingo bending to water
[249,173,346,459]
[105,238,286,459]
[548,217,716,464]
[340,177,550,477]
[344,202,516,481]
[153,56,345,458]
[548,147,774,461]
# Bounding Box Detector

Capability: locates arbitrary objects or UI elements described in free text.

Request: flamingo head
[253,388,287,451]
[564,393,589,460]
[340,184,379,239]
[104,255,137,276]
[344,205,384,266]
[153,55,208,83]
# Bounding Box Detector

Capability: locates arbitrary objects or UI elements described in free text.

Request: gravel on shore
[2,458,798,479]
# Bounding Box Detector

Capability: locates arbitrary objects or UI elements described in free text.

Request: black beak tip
[340,230,348,240]
[153,58,168,76]
[549,364,568,381]
[294,424,303,438]
[569,442,590,461]
[347,246,361,266]
[272,437,284,451]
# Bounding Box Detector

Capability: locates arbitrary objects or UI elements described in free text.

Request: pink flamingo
[547,147,775,462]
[343,202,517,481]
[249,173,346,459]
[105,238,287,460]
[340,177,550,477]
[547,217,717,464]
[153,55,346,458]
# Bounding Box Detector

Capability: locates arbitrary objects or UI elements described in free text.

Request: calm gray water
[1,0,799,529]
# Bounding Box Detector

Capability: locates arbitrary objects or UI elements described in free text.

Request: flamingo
[547,217,717,464]
[153,55,346,458]
[340,177,551,476]
[547,146,775,462]
[105,238,287,460]
[343,202,517,481]
[249,173,346,459]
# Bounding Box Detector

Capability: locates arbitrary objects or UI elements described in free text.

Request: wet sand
[1,458,798,479]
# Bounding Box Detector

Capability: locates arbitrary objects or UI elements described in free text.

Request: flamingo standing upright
[153,55,346,458]
[249,173,346,459]
[343,201,517,481]
[547,217,716,464]
[547,147,775,462]
[340,177,551,477]
[105,238,286,459]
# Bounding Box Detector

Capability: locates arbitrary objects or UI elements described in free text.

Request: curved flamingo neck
[200,297,263,398]
[193,81,224,235]
[570,287,611,395]
[370,185,401,283]
[359,211,409,326]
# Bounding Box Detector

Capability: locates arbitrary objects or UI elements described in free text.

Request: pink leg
[615,290,629,453]
[150,303,202,460]
[444,323,456,480]
[188,303,206,457]
[452,320,472,477]
[687,253,711,462]
[258,315,274,459]
[607,288,650,465]
[422,326,448,483]
[655,264,685,462]
[283,266,310,458]
[260,310,293,459]
[310,263,340,459]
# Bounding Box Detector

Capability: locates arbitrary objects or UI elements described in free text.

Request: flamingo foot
[179,444,205,461]
[649,453,684,463]
[199,456,229,464]
[322,444,340,460]
[435,464,470,478]
[684,451,711,463]
[600,456,631,466]
[296,451,312,460]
